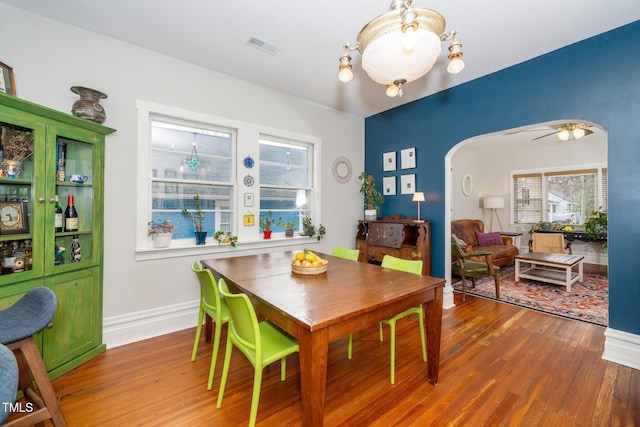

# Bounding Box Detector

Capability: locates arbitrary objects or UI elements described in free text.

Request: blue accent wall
[365,21,640,335]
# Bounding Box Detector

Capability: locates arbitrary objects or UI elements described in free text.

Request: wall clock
[243,174,255,187]
[331,156,353,184]
[0,201,29,234]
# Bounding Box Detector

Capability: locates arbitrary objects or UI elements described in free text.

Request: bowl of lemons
[291,249,328,275]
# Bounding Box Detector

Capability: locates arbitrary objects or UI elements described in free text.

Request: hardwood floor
[43,293,638,426]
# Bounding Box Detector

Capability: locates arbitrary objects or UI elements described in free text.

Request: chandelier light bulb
[338,66,353,83]
[386,83,400,97]
[447,57,465,74]
[402,26,417,51]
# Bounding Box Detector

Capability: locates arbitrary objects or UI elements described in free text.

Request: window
[136,101,322,255]
[511,165,607,225]
[259,135,313,233]
[149,116,235,241]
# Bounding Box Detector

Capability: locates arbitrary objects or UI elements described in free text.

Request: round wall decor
[332,156,353,184]
[243,174,255,187]
[461,173,473,196]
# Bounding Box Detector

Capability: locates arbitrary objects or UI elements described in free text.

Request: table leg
[299,328,329,427]
[424,285,443,385]
[578,261,584,282]
[515,259,521,281]
[566,266,572,292]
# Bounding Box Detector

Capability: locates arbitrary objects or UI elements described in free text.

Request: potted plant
[301,216,326,241]
[359,171,384,220]
[181,194,207,245]
[147,219,176,248]
[278,217,298,238]
[213,230,238,247]
[584,207,607,241]
[260,210,275,239]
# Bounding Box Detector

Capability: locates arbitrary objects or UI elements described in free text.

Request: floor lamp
[484,197,504,232]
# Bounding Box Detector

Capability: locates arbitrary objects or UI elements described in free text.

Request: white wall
[0,5,364,347]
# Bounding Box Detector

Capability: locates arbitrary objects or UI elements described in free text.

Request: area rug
[452,264,608,326]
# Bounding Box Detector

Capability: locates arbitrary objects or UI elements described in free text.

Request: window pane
[513,174,542,224]
[259,188,310,232]
[546,172,596,224]
[259,138,310,187]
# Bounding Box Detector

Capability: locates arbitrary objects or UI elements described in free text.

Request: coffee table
[515,252,584,291]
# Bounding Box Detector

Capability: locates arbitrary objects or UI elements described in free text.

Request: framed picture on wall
[383,176,396,195]
[0,201,29,234]
[244,192,254,207]
[401,147,416,169]
[0,62,16,96]
[383,151,396,171]
[400,174,416,195]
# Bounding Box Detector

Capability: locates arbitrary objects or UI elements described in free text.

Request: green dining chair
[190,261,230,391]
[216,278,299,427]
[376,255,427,384]
[331,246,360,261]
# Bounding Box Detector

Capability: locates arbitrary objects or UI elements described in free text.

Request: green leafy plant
[147,219,177,236]
[181,194,205,232]
[277,217,297,229]
[584,207,607,240]
[301,216,326,241]
[214,231,237,247]
[260,210,275,231]
[358,171,384,211]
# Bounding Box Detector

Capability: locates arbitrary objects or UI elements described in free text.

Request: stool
[0,343,18,423]
[0,287,66,426]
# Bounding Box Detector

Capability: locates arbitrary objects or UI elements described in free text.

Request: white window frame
[135,101,322,261]
[510,162,607,226]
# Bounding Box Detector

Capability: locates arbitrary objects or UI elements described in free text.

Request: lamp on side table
[483,197,504,232]
[413,192,425,223]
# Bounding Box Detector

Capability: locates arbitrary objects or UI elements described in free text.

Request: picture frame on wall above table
[383,151,396,171]
[0,201,29,234]
[0,62,16,96]
[400,174,416,195]
[383,176,396,196]
[401,147,416,169]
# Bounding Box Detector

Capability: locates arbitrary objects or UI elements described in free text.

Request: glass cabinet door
[0,113,45,283]
[45,124,103,275]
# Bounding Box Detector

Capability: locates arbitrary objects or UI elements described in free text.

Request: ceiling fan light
[558,129,570,141]
[573,128,586,139]
[402,25,417,51]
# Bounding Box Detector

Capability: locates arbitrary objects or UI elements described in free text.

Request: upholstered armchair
[451,219,519,266]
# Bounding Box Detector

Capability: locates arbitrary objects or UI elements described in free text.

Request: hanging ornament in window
[186,141,201,170]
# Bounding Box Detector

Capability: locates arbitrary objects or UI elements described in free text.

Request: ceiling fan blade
[532,131,558,141]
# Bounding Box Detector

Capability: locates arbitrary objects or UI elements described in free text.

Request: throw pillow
[476,231,503,246]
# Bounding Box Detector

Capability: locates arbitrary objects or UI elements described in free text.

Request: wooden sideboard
[355,216,432,276]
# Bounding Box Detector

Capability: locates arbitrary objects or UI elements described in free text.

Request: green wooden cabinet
[0,93,114,379]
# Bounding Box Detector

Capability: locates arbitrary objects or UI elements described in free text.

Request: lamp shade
[412,192,425,202]
[484,197,504,209]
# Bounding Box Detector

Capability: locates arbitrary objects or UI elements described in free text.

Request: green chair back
[217,278,299,427]
[381,255,423,275]
[331,246,360,261]
[190,261,230,391]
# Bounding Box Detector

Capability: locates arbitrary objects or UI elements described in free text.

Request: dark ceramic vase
[195,231,207,245]
[70,86,107,124]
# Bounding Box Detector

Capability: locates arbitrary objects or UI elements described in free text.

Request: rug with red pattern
[452,264,608,326]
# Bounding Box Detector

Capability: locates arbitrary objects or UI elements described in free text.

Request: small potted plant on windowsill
[584,206,608,242]
[278,217,298,238]
[260,210,275,239]
[147,219,176,248]
[301,216,326,241]
[182,194,207,245]
[214,230,238,247]
[359,172,384,220]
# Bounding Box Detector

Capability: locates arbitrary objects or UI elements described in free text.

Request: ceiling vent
[246,35,281,55]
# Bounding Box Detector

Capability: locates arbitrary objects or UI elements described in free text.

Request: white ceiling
[3,0,640,119]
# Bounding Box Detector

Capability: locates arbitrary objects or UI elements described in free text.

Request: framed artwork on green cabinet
[0,201,29,234]
[0,62,16,96]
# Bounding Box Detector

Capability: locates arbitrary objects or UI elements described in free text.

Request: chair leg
[7,337,67,427]
[460,276,467,301]
[191,305,204,361]
[207,320,223,390]
[216,335,234,409]
[249,366,264,427]
[379,322,384,342]
[494,274,501,299]
[388,320,396,384]
[417,308,427,363]
[471,277,477,288]
[280,357,287,381]
[347,334,353,359]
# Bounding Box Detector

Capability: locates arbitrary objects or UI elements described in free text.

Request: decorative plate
[243,155,255,169]
[331,156,353,184]
[243,174,255,187]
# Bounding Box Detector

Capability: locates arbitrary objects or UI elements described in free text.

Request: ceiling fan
[530,123,594,141]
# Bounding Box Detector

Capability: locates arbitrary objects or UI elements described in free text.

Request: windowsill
[135,234,319,261]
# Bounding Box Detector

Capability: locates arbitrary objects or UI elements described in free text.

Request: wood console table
[355,216,432,275]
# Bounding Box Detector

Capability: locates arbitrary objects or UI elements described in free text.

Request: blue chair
[0,343,18,423]
[190,261,230,391]
[0,287,67,426]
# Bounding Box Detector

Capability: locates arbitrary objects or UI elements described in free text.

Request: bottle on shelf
[70,235,81,263]
[64,194,78,232]
[57,141,67,182]
[54,196,63,232]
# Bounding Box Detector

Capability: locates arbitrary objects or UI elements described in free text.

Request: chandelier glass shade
[339,0,464,98]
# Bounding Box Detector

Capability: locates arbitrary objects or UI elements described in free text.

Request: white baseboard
[602,327,640,370]
[443,282,455,310]
[103,300,199,349]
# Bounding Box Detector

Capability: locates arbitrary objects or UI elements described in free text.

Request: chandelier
[338,0,464,98]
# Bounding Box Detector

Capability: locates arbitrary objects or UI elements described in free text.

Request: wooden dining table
[202,251,445,427]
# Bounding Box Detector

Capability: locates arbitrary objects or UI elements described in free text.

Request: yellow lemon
[295,252,305,261]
